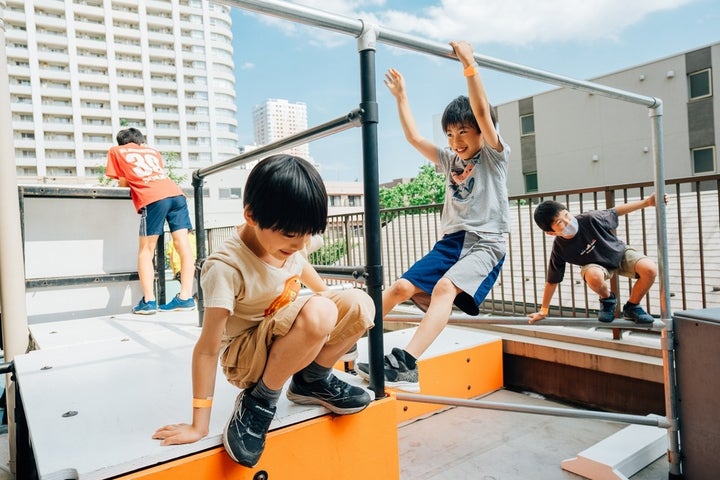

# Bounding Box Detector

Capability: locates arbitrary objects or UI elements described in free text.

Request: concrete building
[252,98,311,161]
[496,42,719,196]
[6,0,239,186]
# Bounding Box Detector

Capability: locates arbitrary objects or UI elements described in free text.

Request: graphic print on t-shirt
[264,276,302,317]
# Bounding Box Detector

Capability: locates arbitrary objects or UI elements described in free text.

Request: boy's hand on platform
[153,423,206,446]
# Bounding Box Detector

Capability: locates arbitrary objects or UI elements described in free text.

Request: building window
[692,146,715,174]
[688,69,712,100]
[520,114,535,136]
[524,172,538,193]
[218,187,242,199]
[348,195,362,207]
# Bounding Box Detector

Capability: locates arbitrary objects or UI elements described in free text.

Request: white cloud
[239,61,255,70]
[376,0,698,46]
[249,0,697,48]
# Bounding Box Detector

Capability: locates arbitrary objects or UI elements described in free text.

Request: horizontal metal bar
[25,272,140,289]
[395,392,672,428]
[314,265,365,279]
[224,0,658,108]
[196,109,362,178]
[0,362,14,375]
[19,185,130,200]
[385,314,662,330]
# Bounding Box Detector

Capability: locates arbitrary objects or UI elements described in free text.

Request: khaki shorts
[580,245,648,281]
[220,288,374,389]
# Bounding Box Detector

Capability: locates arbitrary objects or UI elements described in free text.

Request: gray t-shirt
[435,136,511,235]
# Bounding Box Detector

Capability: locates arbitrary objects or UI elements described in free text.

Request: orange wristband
[193,397,213,408]
[539,307,549,316]
[463,63,478,77]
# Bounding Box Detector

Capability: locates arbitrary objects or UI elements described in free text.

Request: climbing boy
[528,193,667,325]
[356,40,510,392]
[153,154,375,467]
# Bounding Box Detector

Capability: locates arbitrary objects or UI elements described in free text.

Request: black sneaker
[623,303,655,325]
[286,373,371,415]
[222,390,276,467]
[598,293,617,323]
[356,347,419,393]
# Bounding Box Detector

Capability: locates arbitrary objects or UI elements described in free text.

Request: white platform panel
[561,415,667,480]
[19,312,368,480]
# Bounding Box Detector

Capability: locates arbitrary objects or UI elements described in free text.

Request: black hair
[116,128,145,146]
[533,200,567,232]
[440,95,497,133]
[243,154,327,235]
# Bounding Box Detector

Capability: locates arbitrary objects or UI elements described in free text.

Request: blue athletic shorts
[402,230,506,316]
[139,195,192,237]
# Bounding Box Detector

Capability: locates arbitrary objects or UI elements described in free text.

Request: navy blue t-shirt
[546,209,626,284]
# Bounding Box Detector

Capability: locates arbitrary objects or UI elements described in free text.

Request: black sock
[249,378,281,408]
[297,361,332,384]
[402,349,417,370]
[624,301,638,309]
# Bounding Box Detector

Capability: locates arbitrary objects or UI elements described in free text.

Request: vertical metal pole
[0,0,30,473]
[192,172,207,326]
[357,23,385,398]
[650,103,682,478]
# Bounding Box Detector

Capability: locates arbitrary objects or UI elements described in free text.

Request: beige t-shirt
[201,230,309,338]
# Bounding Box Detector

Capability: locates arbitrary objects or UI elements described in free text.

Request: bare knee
[386,278,417,301]
[635,259,658,282]
[295,295,337,339]
[431,277,457,298]
[582,267,608,294]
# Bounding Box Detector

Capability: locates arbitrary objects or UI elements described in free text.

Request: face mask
[561,217,579,238]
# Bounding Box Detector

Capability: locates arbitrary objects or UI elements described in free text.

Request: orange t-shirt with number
[105,143,184,212]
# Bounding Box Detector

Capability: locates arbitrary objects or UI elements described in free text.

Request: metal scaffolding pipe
[385,314,663,330]
[0,0,30,473]
[221,0,658,108]
[196,109,362,178]
[395,393,672,428]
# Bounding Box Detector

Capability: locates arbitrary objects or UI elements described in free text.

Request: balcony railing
[294,174,720,321]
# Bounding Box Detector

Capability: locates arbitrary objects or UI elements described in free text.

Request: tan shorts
[220,288,374,389]
[580,245,648,281]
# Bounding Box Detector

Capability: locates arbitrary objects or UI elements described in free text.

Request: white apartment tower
[5,0,239,184]
[252,98,311,160]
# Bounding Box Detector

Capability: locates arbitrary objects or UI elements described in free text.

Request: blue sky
[230,0,719,183]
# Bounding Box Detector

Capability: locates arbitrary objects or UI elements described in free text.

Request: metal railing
[312,175,720,319]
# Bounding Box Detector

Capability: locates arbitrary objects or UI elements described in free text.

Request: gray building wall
[499,42,720,195]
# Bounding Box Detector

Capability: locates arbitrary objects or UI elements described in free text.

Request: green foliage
[308,239,347,265]
[379,163,445,209]
[95,164,114,186]
[162,151,188,185]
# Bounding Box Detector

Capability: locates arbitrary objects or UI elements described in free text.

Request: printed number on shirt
[125,152,164,178]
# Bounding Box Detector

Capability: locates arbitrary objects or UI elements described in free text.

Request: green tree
[379,163,445,209]
[308,239,347,265]
[162,151,187,185]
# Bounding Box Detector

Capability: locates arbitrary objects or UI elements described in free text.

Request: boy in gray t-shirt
[356,40,510,392]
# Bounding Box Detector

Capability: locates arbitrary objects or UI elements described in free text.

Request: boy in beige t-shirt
[153,154,375,467]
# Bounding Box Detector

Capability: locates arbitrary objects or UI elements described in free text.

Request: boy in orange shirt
[106,128,196,314]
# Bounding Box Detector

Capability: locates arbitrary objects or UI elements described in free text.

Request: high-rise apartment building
[252,98,311,161]
[5,0,239,185]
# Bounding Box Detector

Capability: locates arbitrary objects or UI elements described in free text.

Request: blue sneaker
[159,294,196,312]
[132,297,157,315]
